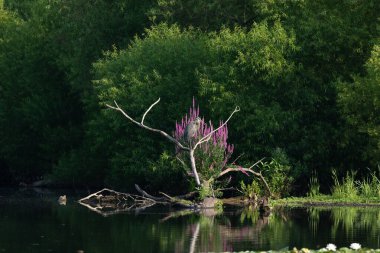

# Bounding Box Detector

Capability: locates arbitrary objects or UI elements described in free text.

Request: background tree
[338,43,380,170]
[0,0,379,193]
[91,24,209,191]
[0,0,155,185]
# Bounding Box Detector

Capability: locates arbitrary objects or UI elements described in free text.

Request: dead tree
[106,98,271,197]
[106,98,239,186]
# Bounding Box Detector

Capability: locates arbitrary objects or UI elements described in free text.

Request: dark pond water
[0,188,379,253]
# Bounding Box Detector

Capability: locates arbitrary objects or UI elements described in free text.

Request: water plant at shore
[323,243,337,251]
[332,170,358,199]
[308,170,320,197]
[331,169,380,200]
[350,243,361,250]
[224,243,371,253]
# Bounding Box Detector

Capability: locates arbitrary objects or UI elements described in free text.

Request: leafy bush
[145,152,188,194]
[260,149,293,198]
[240,180,262,200]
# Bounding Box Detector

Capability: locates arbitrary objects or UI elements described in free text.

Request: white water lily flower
[326,243,337,251]
[350,243,361,250]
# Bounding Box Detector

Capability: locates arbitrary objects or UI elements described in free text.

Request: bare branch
[217,165,272,197]
[175,156,187,169]
[231,153,245,165]
[141,98,160,125]
[78,188,119,202]
[78,188,157,216]
[106,100,190,152]
[135,184,166,201]
[192,106,240,151]
[247,157,266,169]
[159,192,198,208]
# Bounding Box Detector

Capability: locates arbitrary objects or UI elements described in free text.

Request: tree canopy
[0,0,379,193]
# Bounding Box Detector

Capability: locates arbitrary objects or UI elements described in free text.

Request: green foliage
[357,170,380,198]
[0,0,154,185]
[197,178,223,200]
[0,8,81,181]
[331,166,379,201]
[198,181,212,200]
[338,44,380,168]
[332,170,358,199]
[151,0,380,183]
[282,0,380,175]
[150,0,289,31]
[145,152,188,194]
[199,22,299,163]
[1,0,379,192]
[92,24,209,188]
[260,150,293,198]
[307,170,320,197]
[240,180,261,200]
[195,144,226,181]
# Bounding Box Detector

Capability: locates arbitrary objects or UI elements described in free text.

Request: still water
[0,188,379,253]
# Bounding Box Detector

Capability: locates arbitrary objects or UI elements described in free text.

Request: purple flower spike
[174,98,235,175]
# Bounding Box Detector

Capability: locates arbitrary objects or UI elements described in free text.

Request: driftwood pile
[78,185,271,217]
[78,188,156,216]
[78,185,200,216]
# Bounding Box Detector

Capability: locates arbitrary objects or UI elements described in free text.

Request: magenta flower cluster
[174,98,234,170]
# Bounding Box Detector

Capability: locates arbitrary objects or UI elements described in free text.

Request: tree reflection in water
[1,189,380,253]
[161,206,273,253]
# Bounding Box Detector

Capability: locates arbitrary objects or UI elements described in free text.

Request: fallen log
[78,187,199,216]
[78,187,271,216]
[78,188,157,216]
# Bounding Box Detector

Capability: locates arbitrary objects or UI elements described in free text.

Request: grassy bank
[271,170,380,207]
[272,195,380,207]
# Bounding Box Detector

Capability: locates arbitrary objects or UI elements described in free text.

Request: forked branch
[106,99,240,187]
[192,106,240,151]
[106,99,189,152]
[217,158,272,197]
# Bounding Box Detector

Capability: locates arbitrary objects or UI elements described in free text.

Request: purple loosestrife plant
[174,98,234,181]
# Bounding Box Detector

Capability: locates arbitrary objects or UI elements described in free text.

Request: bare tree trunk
[189,149,201,185]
